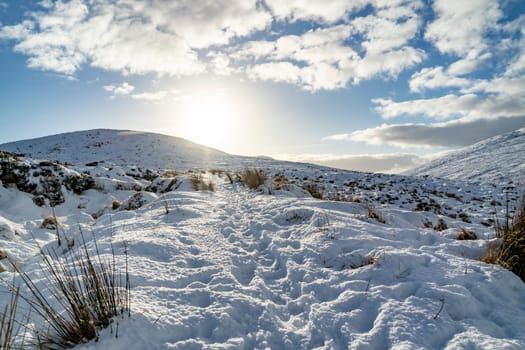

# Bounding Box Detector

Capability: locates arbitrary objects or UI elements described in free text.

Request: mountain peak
[0,129,233,170]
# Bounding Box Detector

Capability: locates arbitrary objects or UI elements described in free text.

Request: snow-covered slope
[408,128,525,184]
[0,129,236,169]
[1,131,525,349]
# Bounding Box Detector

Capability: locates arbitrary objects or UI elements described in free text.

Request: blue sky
[0,0,524,173]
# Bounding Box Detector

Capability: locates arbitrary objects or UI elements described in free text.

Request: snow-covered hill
[0,129,236,170]
[408,128,525,184]
[1,130,525,349]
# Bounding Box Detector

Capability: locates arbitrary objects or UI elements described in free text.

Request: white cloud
[275,152,426,174]
[0,0,521,98]
[0,0,269,77]
[0,21,33,40]
[231,40,276,61]
[352,10,421,55]
[104,82,135,96]
[3,0,428,90]
[409,66,471,92]
[144,0,271,49]
[464,76,525,97]
[325,116,525,148]
[247,62,302,85]
[264,0,365,23]
[240,12,425,90]
[348,46,426,83]
[235,25,355,64]
[425,0,502,57]
[207,52,235,76]
[131,90,168,102]
[373,90,525,121]
[447,52,491,76]
[505,33,525,77]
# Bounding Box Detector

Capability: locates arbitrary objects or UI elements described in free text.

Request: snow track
[1,129,524,349]
[74,185,525,350]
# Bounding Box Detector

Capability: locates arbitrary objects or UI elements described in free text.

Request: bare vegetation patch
[302,182,322,199]
[239,169,267,190]
[190,174,215,192]
[365,201,386,224]
[483,195,525,282]
[12,231,131,348]
[112,199,121,210]
[0,285,27,349]
[41,216,59,230]
[457,228,477,240]
[434,218,448,231]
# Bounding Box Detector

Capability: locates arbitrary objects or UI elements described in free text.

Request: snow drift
[0,130,524,349]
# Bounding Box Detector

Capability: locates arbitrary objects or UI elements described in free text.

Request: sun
[179,91,237,151]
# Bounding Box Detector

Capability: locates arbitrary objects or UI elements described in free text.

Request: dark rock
[32,195,46,207]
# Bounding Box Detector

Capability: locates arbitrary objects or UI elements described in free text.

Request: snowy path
[73,185,525,349]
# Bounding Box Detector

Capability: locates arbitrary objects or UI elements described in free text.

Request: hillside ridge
[408,127,525,184]
[0,129,233,170]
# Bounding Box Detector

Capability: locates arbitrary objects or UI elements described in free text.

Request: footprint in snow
[230,255,256,286]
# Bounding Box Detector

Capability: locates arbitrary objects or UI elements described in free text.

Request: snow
[0,129,524,349]
[0,129,234,170]
[407,128,525,185]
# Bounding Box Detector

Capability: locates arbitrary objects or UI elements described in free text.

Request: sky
[0,0,524,174]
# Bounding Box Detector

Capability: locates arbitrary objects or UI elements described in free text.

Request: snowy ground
[1,159,525,349]
[408,127,525,184]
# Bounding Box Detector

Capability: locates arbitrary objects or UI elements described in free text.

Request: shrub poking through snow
[41,216,58,230]
[434,218,448,231]
[433,296,445,320]
[13,230,131,348]
[273,174,290,190]
[121,192,147,210]
[190,174,215,192]
[365,201,386,224]
[458,212,471,223]
[0,285,27,349]
[490,200,525,282]
[224,172,234,185]
[302,182,322,199]
[112,199,121,210]
[457,228,477,240]
[239,169,266,190]
[482,242,499,264]
[63,175,97,195]
[32,195,46,207]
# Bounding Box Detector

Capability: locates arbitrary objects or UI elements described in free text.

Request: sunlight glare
[179,91,238,151]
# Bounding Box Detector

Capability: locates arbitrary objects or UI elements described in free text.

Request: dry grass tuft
[239,169,267,190]
[190,174,215,192]
[0,285,27,349]
[457,227,477,240]
[482,193,525,282]
[434,218,448,231]
[12,229,131,348]
[41,216,58,230]
[493,201,525,281]
[365,201,385,224]
[302,182,322,199]
[481,242,499,264]
[0,248,7,260]
[366,255,377,266]
[112,199,121,210]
